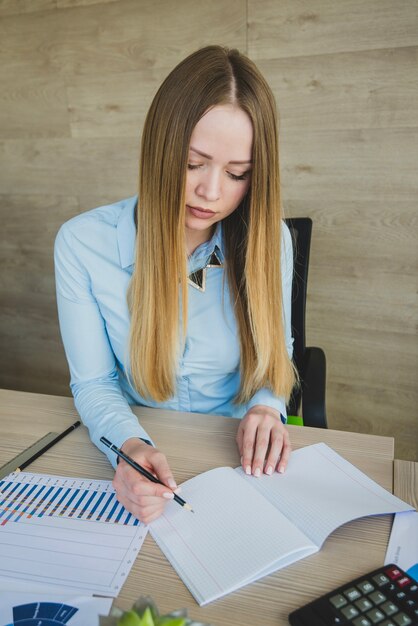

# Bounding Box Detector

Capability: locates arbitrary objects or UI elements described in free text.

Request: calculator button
[341,604,360,619]
[397,577,412,588]
[366,608,386,623]
[356,597,374,612]
[374,574,390,587]
[381,621,397,626]
[353,617,373,626]
[330,593,347,609]
[359,580,376,594]
[381,601,398,616]
[396,591,406,601]
[369,591,387,605]
[345,587,363,601]
[393,613,412,625]
[386,566,403,580]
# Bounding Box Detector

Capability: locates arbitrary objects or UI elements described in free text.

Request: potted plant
[99,596,212,626]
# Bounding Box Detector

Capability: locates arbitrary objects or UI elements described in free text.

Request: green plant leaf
[133,596,159,621]
[139,607,155,626]
[117,610,142,626]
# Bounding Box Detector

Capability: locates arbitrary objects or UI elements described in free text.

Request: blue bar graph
[0,472,139,526]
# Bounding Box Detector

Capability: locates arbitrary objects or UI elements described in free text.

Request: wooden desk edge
[393,459,418,508]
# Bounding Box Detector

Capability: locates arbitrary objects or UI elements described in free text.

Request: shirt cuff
[246,388,287,424]
[95,423,155,469]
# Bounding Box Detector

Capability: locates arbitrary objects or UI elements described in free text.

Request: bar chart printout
[0,472,148,596]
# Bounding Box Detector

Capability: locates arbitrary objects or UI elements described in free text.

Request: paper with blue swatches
[0,471,148,596]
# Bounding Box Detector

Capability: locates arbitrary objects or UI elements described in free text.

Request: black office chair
[285,217,327,428]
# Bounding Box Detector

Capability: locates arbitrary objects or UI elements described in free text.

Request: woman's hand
[112,438,178,524]
[236,405,291,476]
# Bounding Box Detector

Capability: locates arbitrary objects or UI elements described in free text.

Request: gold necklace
[188,249,223,292]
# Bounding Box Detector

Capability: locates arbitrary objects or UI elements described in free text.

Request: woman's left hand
[236,405,291,477]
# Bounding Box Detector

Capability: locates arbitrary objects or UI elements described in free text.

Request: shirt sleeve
[245,221,294,422]
[54,223,153,469]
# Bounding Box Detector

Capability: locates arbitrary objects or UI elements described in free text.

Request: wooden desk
[0,389,401,626]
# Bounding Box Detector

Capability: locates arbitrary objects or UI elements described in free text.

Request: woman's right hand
[112,438,178,524]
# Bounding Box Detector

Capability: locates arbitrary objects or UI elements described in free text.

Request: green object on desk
[118,610,142,626]
[101,596,209,626]
[287,415,304,426]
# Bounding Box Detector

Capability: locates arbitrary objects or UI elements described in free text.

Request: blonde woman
[55,45,296,524]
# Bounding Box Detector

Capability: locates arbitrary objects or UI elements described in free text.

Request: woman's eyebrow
[189,146,252,165]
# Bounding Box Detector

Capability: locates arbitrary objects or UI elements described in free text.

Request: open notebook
[150,443,413,606]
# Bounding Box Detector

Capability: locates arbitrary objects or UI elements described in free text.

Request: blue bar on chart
[0,472,139,526]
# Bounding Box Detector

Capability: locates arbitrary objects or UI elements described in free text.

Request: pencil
[100,436,194,513]
[16,421,81,472]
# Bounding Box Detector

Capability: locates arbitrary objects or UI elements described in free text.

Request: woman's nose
[196,170,221,202]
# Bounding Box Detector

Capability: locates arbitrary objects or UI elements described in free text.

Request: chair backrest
[284,217,312,416]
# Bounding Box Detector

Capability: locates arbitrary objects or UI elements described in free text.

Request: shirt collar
[188,221,224,274]
[116,195,225,271]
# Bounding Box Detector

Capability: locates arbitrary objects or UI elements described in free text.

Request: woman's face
[185,104,253,252]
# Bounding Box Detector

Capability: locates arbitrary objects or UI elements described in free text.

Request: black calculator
[288,564,417,625]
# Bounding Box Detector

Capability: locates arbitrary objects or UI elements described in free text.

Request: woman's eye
[228,171,249,181]
[187,163,202,170]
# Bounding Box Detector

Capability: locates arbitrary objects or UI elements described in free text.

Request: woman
[55,45,296,523]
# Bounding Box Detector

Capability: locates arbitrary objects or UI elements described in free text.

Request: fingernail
[174,486,182,494]
[168,479,177,489]
[254,468,261,478]
[245,465,251,475]
[266,465,273,475]
[278,466,285,474]
[163,492,174,499]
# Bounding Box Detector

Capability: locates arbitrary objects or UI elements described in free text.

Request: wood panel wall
[0,0,416,460]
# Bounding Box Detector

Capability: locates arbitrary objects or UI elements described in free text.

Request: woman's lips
[187,205,216,220]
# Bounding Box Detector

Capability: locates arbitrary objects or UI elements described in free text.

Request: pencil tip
[184,504,194,513]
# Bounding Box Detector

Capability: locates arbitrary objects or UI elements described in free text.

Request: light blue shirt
[54,196,294,467]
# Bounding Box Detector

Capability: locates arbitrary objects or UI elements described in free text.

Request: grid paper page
[150,466,316,606]
[239,442,413,548]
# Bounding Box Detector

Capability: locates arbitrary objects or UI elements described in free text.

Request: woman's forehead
[189,105,253,162]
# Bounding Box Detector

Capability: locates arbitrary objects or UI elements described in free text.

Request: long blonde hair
[129,45,296,404]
